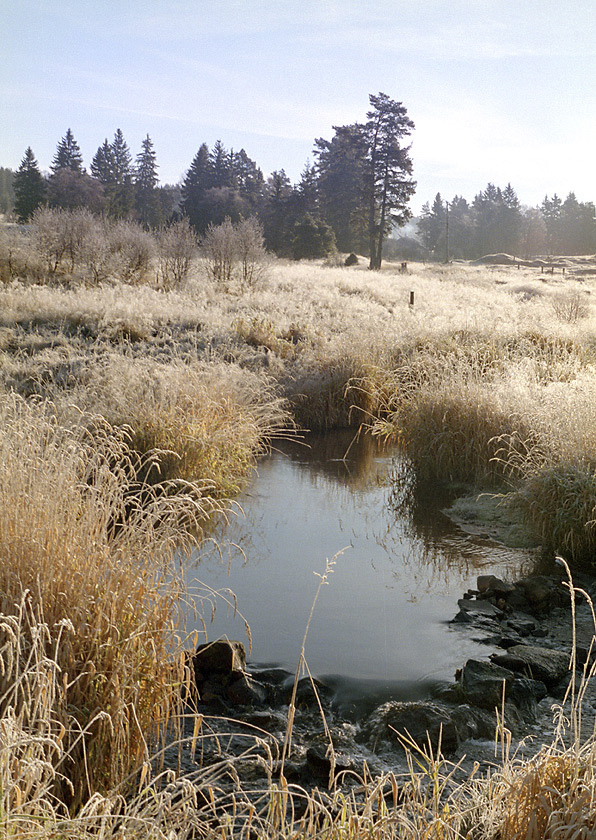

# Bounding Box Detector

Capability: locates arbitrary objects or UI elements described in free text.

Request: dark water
[185,433,535,701]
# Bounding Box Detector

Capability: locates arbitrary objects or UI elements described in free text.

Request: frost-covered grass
[2,254,596,834]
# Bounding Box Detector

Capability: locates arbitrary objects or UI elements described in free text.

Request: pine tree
[91,139,115,185]
[232,149,264,209]
[135,134,160,228]
[262,170,292,254]
[107,129,135,218]
[417,193,445,255]
[181,144,212,232]
[209,140,232,189]
[0,167,16,216]
[363,93,415,270]
[14,147,46,221]
[314,125,368,253]
[51,129,83,173]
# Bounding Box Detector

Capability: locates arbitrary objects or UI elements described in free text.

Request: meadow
[2,212,596,837]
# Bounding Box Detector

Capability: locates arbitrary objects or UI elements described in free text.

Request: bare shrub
[156,219,197,289]
[30,207,103,280]
[551,288,590,323]
[202,216,268,291]
[77,215,113,283]
[202,216,236,289]
[31,206,70,274]
[235,216,268,290]
[0,225,44,283]
[108,220,154,284]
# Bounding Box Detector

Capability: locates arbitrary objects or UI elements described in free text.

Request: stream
[185,432,536,706]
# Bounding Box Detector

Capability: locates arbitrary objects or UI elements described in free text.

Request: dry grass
[0,394,220,810]
[4,238,596,834]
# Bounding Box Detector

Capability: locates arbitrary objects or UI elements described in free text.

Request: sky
[2,0,596,214]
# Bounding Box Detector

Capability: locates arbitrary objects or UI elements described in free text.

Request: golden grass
[0,394,220,810]
[4,240,596,833]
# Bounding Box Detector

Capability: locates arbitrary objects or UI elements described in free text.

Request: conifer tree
[181,144,212,232]
[0,167,16,216]
[135,134,160,228]
[51,129,83,173]
[14,147,46,221]
[106,129,135,218]
[314,125,368,253]
[363,93,415,269]
[90,139,115,185]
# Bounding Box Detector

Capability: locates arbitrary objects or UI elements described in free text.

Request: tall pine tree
[14,147,46,221]
[51,129,83,173]
[181,143,212,232]
[135,134,160,228]
[91,139,115,185]
[108,129,135,218]
[362,93,415,270]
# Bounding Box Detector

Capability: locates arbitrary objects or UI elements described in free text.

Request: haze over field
[2,0,596,212]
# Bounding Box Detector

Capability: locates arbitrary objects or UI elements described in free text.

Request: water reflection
[185,433,537,693]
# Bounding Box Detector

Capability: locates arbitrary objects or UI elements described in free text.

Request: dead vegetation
[3,212,596,834]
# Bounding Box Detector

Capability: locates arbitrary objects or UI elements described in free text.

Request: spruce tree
[135,134,160,228]
[107,129,135,218]
[91,139,115,185]
[209,140,232,189]
[314,125,368,253]
[14,147,46,221]
[0,167,16,216]
[181,144,212,231]
[51,129,83,173]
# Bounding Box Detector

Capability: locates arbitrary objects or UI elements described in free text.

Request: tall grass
[0,394,219,809]
[63,355,291,493]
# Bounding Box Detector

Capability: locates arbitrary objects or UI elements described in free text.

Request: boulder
[193,640,246,677]
[306,745,355,781]
[365,701,459,756]
[459,659,516,710]
[490,645,570,688]
[514,577,565,613]
[477,575,516,595]
[507,677,548,719]
[457,598,505,618]
[226,672,267,706]
[450,704,498,741]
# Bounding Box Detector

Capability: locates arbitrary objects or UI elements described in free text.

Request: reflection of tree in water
[273,430,391,490]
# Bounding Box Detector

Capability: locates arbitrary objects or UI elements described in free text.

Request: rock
[365,701,459,756]
[477,575,516,595]
[450,704,498,741]
[490,645,570,688]
[344,252,359,266]
[193,640,246,677]
[514,577,565,614]
[243,709,288,733]
[459,659,516,710]
[282,676,333,709]
[226,673,267,706]
[306,745,355,781]
[457,598,504,618]
[505,613,539,637]
[507,678,548,719]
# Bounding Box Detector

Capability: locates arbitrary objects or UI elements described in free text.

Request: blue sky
[2,0,596,213]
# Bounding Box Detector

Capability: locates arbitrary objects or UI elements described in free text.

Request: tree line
[5,95,596,265]
[5,93,415,269]
[417,185,596,259]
